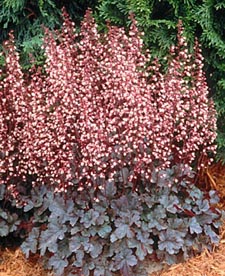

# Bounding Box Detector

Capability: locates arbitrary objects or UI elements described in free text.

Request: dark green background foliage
[0,0,225,160]
[0,0,98,67]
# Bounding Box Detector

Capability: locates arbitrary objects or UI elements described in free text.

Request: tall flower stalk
[0,10,217,194]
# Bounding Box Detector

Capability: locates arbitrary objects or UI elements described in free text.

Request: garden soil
[0,162,225,276]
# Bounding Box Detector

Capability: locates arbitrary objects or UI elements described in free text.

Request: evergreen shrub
[0,9,222,276]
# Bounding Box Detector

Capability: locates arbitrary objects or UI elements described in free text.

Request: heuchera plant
[18,174,221,276]
[0,8,221,276]
[0,9,217,193]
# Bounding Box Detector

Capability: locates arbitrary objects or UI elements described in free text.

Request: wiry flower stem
[0,10,217,196]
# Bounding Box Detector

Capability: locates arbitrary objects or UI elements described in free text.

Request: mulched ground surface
[0,248,53,276]
[152,221,225,276]
[0,161,225,276]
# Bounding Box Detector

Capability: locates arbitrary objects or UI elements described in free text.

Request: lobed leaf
[48,254,69,276]
[39,221,67,255]
[189,217,202,234]
[21,227,40,257]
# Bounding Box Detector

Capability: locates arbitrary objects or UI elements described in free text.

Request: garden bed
[152,220,225,276]
[0,227,225,276]
[0,162,225,276]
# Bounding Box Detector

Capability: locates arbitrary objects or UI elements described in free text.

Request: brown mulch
[151,220,225,276]
[0,248,53,276]
[153,246,225,276]
[197,160,225,209]
[0,161,225,276]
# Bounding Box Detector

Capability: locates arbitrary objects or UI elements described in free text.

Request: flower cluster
[0,32,29,196]
[158,21,217,168]
[0,10,217,194]
[154,22,216,169]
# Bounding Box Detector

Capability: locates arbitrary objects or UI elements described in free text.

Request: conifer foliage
[0,9,217,193]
